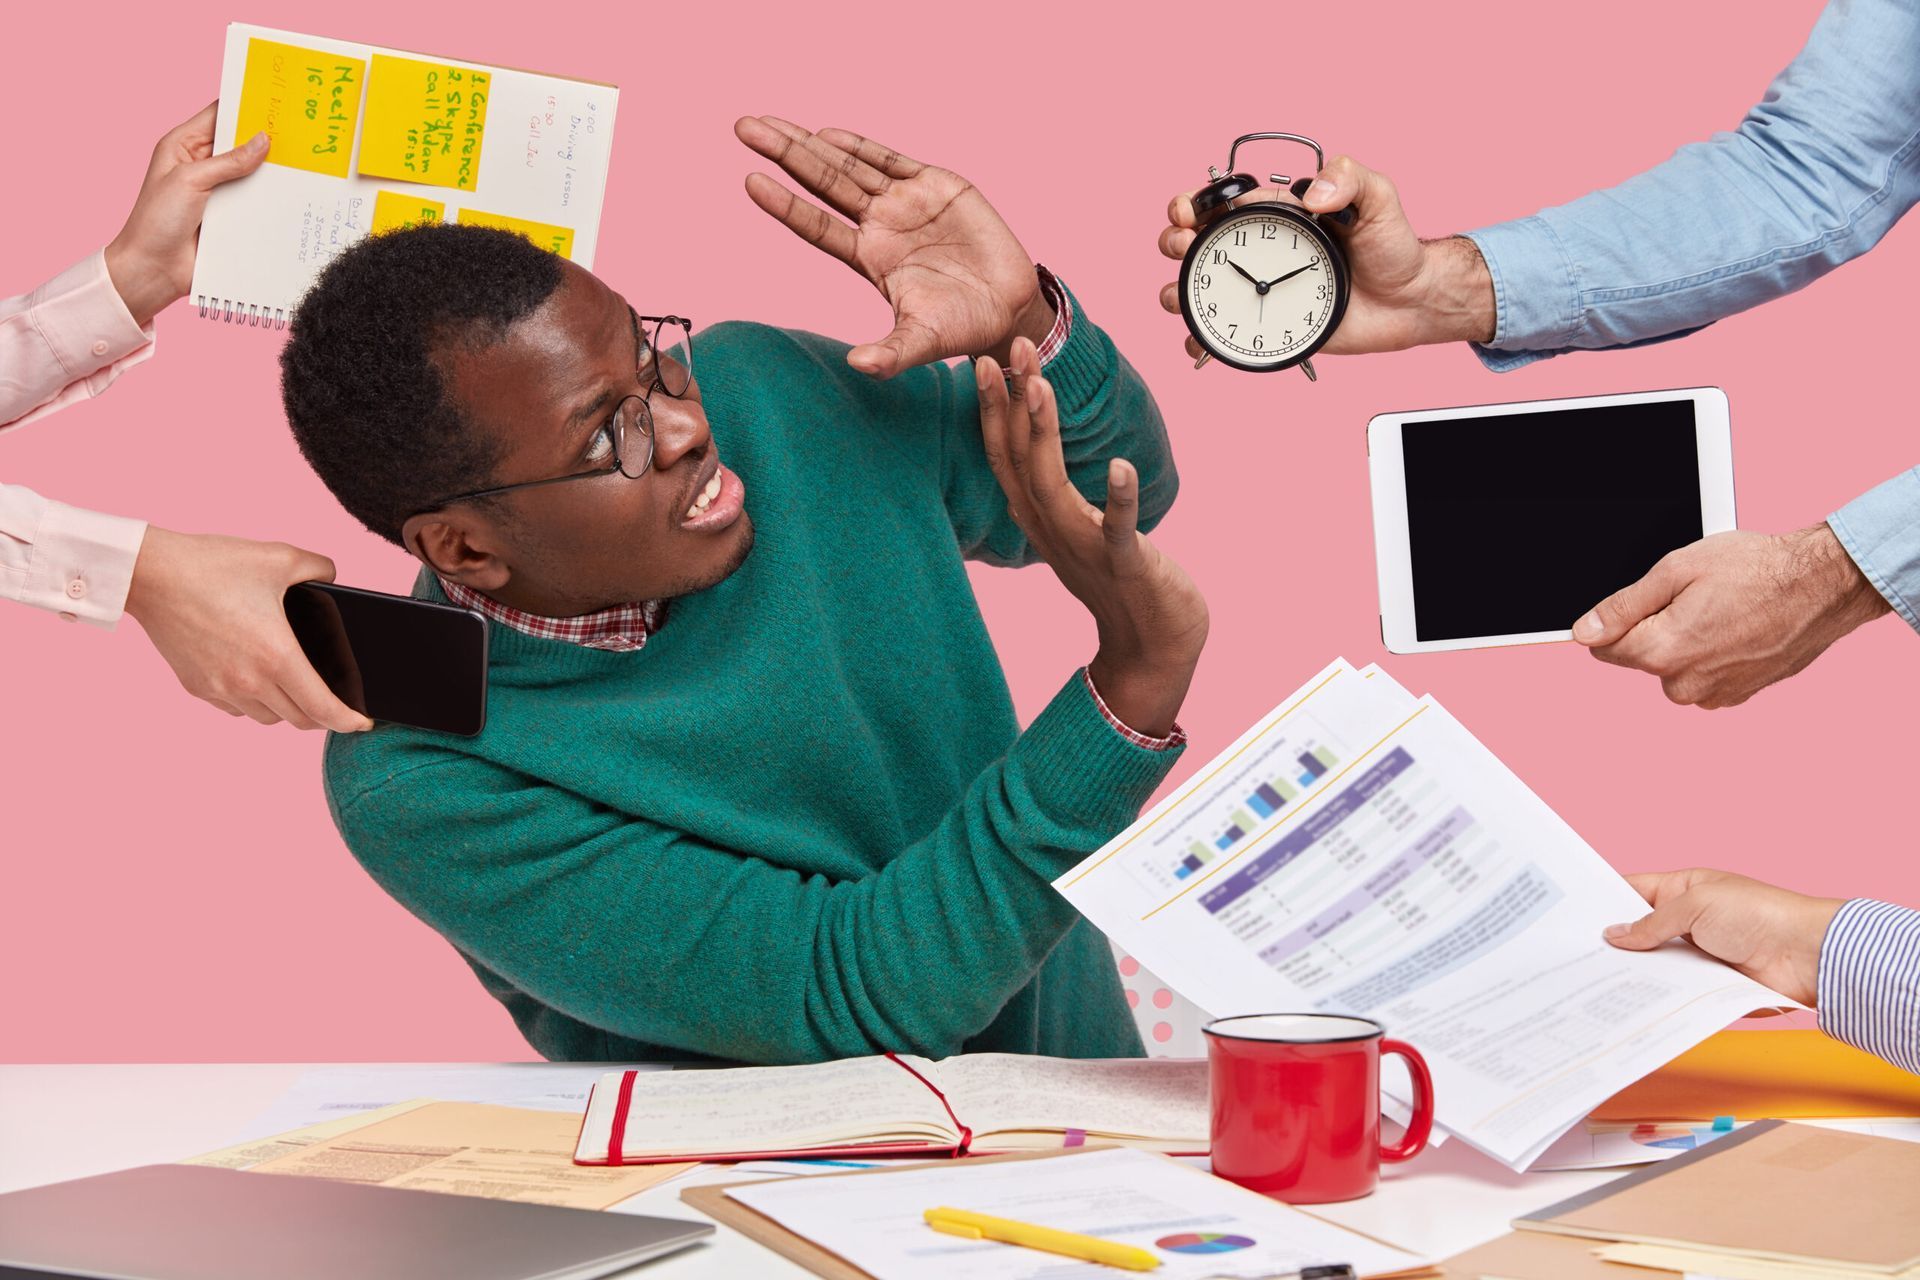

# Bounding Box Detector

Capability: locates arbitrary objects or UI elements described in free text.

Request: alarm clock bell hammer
[1185,132,1356,381]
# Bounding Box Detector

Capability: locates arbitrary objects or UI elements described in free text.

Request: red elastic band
[605,1069,639,1166]
[885,1051,973,1156]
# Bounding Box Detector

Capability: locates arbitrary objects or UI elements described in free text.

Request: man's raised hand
[735,116,1054,379]
[975,340,1208,737]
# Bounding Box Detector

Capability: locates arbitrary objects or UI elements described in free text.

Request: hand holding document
[1054,659,1788,1168]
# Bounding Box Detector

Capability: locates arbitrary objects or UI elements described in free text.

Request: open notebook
[573,1053,1209,1166]
[193,23,618,328]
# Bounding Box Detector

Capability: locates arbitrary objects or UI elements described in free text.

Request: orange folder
[1590,1029,1920,1123]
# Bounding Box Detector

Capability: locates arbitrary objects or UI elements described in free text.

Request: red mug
[1205,1013,1434,1203]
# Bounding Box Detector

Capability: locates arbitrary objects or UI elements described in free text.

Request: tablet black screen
[1401,399,1704,642]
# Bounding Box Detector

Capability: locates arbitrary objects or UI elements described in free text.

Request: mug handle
[1379,1038,1434,1163]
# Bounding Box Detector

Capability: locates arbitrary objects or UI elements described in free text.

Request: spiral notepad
[192,23,619,329]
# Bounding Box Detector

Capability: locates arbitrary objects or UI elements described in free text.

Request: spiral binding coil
[196,296,288,329]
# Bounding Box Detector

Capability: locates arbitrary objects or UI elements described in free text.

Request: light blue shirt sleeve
[1818,898,1920,1075]
[1829,467,1920,631]
[1462,0,1920,373]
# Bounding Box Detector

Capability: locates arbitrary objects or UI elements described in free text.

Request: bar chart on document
[1079,659,1551,1015]
[1138,725,1346,895]
[1062,658,1438,1007]
[1194,739,1553,1015]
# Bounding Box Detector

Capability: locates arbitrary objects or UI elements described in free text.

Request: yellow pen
[923,1206,1161,1271]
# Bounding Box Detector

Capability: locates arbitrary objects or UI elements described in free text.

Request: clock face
[1182,207,1344,369]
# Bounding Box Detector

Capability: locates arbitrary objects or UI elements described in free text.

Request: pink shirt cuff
[0,485,147,628]
[0,249,155,431]
[1081,667,1186,751]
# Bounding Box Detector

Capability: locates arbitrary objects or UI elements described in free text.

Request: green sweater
[324,289,1184,1065]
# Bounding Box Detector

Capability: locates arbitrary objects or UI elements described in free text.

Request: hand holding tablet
[1367,388,1736,654]
[1573,524,1892,707]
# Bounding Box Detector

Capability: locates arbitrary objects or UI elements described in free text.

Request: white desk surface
[0,1063,1620,1275]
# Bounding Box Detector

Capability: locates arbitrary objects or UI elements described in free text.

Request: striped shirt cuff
[1817,898,1920,1075]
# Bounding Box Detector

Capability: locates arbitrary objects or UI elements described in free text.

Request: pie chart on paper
[1156,1232,1256,1254]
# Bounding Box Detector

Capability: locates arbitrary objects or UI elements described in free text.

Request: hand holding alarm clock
[1174,133,1355,380]
[1157,137,1498,376]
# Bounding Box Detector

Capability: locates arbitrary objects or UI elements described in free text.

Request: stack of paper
[1517,1121,1920,1277]
[1530,1029,1920,1170]
[1055,659,1788,1169]
[188,1100,690,1210]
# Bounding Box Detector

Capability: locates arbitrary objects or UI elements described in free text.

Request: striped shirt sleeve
[1817,898,1920,1074]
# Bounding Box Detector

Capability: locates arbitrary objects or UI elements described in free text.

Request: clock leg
[1192,351,1213,370]
[1300,358,1318,382]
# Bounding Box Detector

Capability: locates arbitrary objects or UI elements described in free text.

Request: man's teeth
[686,471,723,518]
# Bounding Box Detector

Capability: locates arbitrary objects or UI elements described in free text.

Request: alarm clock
[1178,132,1355,380]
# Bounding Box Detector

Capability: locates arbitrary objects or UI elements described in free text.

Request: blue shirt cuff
[1817,898,1920,1075]
[1462,217,1582,372]
[1829,466,1920,632]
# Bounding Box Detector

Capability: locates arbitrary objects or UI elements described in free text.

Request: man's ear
[401,510,511,593]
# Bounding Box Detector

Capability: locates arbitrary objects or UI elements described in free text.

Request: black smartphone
[284,581,490,736]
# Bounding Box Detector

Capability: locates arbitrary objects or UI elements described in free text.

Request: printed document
[725,1147,1429,1279]
[1055,660,1786,1168]
[247,1101,691,1209]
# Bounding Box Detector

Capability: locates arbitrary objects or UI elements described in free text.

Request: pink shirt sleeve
[0,250,155,628]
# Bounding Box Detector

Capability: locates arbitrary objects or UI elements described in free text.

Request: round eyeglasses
[419,313,693,512]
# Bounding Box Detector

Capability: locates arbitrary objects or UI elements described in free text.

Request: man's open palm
[735,116,1043,378]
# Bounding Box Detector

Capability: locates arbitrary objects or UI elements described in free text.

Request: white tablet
[1368,387,1734,654]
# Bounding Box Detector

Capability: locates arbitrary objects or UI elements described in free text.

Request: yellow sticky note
[457,209,575,259]
[359,54,491,191]
[235,38,365,179]
[371,190,446,234]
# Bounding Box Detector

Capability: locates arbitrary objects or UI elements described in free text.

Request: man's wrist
[982,267,1058,367]
[1011,279,1057,350]
[1796,523,1893,629]
[1413,236,1497,347]
[1086,650,1196,739]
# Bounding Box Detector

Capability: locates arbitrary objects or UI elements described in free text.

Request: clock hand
[1263,262,1317,288]
[1224,257,1262,288]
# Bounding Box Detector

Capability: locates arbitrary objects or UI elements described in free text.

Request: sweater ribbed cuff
[1038,281,1120,425]
[1013,668,1185,839]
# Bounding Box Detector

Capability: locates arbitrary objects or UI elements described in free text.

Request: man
[282,118,1208,1065]
[1157,0,1916,710]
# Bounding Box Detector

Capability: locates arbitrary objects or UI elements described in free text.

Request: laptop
[0,1163,712,1279]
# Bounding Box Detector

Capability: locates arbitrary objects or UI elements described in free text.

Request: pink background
[2,0,1904,1062]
